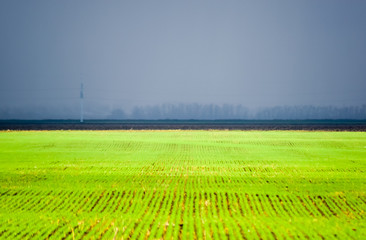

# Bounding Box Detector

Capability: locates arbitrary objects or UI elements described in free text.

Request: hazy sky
[1,0,366,114]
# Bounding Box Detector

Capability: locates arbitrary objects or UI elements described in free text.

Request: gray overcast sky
[1,0,366,113]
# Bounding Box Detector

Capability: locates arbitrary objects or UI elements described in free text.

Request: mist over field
[1,0,366,119]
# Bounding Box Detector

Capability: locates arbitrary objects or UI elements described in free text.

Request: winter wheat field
[0,130,365,239]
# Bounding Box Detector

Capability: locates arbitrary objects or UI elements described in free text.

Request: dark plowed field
[1,120,366,131]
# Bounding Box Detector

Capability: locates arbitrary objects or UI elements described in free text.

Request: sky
[1,0,366,118]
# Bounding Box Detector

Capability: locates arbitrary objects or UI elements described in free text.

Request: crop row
[1,188,364,239]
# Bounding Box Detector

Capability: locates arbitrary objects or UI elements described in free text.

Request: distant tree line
[110,104,366,120]
[254,105,366,120]
[128,103,249,120]
[1,104,366,120]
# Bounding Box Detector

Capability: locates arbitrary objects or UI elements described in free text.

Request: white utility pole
[80,83,84,123]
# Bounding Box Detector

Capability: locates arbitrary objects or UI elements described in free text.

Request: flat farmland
[0,130,365,239]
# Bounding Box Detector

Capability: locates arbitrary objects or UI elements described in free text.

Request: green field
[0,130,365,239]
